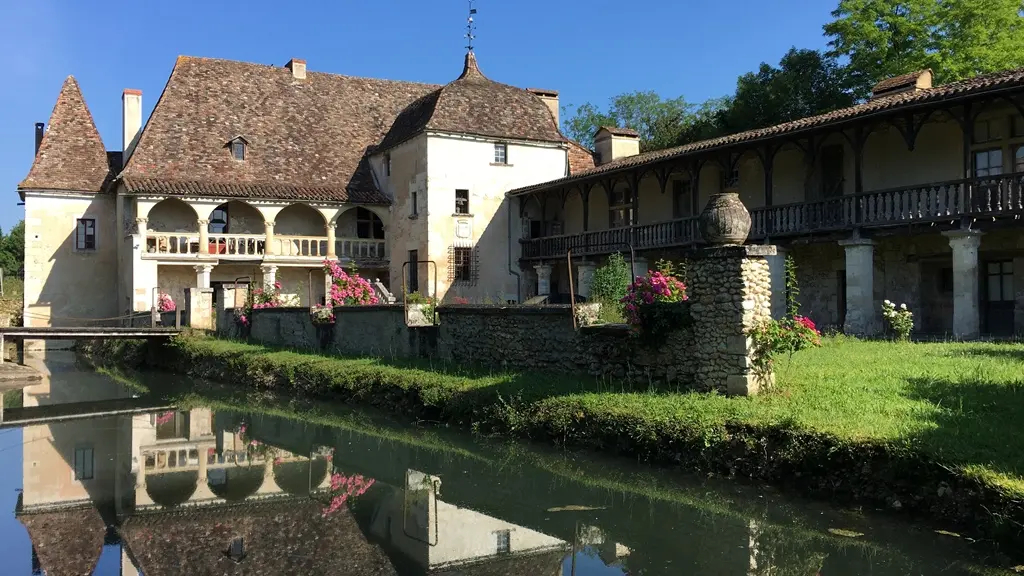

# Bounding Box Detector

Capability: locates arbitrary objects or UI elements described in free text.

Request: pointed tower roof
[19,76,112,193]
[378,52,564,150]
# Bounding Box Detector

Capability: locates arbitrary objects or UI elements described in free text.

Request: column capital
[326,222,337,231]
[943,229,984,247]
[197,219,210,226]
[135,217,148,224]
[264,221,276,228]
[839,237,874,248]
[534,263,553,274]
[194,264,215,273]
[260,264,279,274]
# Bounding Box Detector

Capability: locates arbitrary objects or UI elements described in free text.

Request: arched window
[356,208,385,239]
[209,206,229,234]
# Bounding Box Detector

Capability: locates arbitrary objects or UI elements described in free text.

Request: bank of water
[2,350,1020,574]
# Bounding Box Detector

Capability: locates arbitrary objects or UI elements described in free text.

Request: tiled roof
[19,505,106,576]
[18,76,112,193]
[567,140,596,174]
[379,52,565,150]
[122,176,390,204]
[121,56,439,203]
[509,66,1024,196]
[597,126,640,137]
[871,69,932,96]
[121,498,397,576]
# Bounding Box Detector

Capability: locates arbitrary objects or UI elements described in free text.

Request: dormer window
[226,136,249,161]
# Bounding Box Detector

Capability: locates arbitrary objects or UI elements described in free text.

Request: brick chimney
[286,58,307,81]
[594,126,640,165]
[527,88,560,127]
[122,89,142,161]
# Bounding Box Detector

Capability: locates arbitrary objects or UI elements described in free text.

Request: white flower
[884,299,892,305]
[900,303,907,310]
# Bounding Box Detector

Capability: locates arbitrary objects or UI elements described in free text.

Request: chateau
[16,52,1024,338]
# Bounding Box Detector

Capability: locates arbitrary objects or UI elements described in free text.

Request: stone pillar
[326,222,337,258]
[535,264,552,296]
[943,230,983,340]
[260,264,278,289]
[765,250,788,320]
[186,287,214,330]
[264,221,276,256]
[198,219,210,254]
[839,238,877,336]
[194,264,213,289]
[576,261,597,298]
[689,245,775,396]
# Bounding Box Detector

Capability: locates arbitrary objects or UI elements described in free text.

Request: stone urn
[698,191,751,245]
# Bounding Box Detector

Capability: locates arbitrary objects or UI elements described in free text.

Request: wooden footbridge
[0,326,181,364]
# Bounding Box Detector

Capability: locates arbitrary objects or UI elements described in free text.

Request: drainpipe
[506,197,522,302]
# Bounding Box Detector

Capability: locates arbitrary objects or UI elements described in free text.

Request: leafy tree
[937,0,1024,82]
[587,252,633,323]
[562,91,693,152]
[0,221,25,277]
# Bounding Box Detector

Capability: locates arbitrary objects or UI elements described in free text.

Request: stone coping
[437,305,574,316]
[693,244,778,258]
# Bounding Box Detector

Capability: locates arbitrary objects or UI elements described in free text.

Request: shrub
[324,260,378,306]
[621,259,689,343]
[236,282,282,326]
[588,253,632,322]
[882,299,913,341]
[157,293,176,313]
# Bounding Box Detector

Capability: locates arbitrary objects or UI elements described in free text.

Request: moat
[0,351,1017,575]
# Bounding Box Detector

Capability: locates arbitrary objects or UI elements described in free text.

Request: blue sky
[0,0,836,234]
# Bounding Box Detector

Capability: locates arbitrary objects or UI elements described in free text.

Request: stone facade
[689,246,774,395]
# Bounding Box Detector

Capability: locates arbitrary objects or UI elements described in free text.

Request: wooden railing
[521,173,1024,260]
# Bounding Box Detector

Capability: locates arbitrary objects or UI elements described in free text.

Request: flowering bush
[322,472,376,517]
[882,299,913,341]
[620,260,688,343]
[235,282,282,326]
[324,260,379,306]
[749,315,822,391]
[157,293,176,313]
[310,304,335,325]
[154,411,175,426]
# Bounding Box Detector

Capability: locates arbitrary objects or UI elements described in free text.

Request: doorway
[983,260,1015,336]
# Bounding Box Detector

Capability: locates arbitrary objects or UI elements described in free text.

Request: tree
[715,48,856,134]
[824,0,1024,98]
[562,91,693,152]
[0,221,25,277]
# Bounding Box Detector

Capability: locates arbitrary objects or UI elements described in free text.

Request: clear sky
[0,0,836,234]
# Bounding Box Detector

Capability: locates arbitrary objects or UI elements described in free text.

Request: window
[231,140,246,161]
[672,180,693,219]
[74,447,94,480]
[1016,145,1024,173]
[227,537,246,563]
[987,261,1014,303]
[407,250,419,293]
[209,206,228,234]
[725,167,741,189]
[609,186,633,228]
[496,530,511,554]
[820,144,844,198]
[1013,116,1024,138]
[974,148,1004,177]
[410,191,418,216]
[356,208,385,239]
[494,143,508,165]
[449,246,477,284]
[384,153,392,176]
[455,189,470,215]
[75,218,96,251]
[155,411,190,440]
[973,118,1003,143]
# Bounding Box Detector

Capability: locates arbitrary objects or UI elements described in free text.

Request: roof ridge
[173,53,443,88]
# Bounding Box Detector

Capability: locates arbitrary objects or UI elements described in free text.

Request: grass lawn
[151,334,1024,497]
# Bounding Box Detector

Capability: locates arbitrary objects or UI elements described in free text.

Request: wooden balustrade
[523,174,1024,260]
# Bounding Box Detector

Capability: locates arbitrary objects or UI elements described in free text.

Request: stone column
[198,219,210,255]
[839,238,877,336]
[260,264,278,289]
[264,221,276,256]
[576,261,597,298]
[689,245,775,396]
[194,264,213,289]
[534,264,552,296]
[765,250,788,320]
[326,222,337,258]
[186,287,214,330]
[943,230,983,339]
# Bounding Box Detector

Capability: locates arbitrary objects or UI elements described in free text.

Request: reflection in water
[7,351,1019,575]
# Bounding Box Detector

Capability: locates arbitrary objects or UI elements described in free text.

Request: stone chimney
[122,89,142,161]
[34,122,44,155]
[527,88,560,127]
[286,58,307,81]
[594,126,640,166]
[869,69,933,100]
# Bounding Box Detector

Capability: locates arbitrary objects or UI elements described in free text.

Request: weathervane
[465,0,477,52]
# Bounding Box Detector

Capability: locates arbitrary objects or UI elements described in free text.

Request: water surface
[1,351,1017,575]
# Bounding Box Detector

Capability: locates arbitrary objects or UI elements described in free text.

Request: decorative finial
[465,0,477,52]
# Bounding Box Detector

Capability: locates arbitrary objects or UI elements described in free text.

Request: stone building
[512,69,1024,339]
[16,51,594,325]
